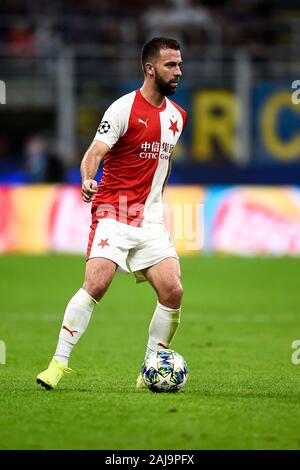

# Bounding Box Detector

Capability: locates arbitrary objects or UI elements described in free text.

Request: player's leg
[142,257,183,356]
[36,258,116,390]
[53,257,117,363]
[136,257,183,388]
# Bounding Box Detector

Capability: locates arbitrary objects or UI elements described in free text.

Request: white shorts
[86,218,178,282]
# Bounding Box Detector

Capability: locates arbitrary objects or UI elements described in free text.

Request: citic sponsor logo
[139,141,175,160]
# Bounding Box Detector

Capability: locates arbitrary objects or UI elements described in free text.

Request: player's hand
[81,179,97,202]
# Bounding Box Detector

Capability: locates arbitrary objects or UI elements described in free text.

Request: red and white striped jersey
[93,89,187,226]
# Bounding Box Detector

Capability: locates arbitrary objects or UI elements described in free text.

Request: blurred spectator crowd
[0,0,299,183]
[0,0,297,59]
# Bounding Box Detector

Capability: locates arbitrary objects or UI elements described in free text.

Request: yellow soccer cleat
[36,358,74,390]
[136,372,147,389]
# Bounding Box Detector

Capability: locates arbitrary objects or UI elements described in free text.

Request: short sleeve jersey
[93,89,187,226]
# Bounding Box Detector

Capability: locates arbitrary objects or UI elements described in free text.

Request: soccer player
[36,37,187,390]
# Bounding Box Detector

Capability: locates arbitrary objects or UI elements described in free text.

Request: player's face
[152,49,182,96]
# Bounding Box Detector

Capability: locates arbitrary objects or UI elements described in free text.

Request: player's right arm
[81,93,132,202]
[80,140,110,203]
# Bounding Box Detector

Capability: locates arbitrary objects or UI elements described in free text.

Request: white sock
[145,301,181,358]
[54,288,97,365]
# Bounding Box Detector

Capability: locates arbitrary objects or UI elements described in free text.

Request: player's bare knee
[82,281,107,302]
[160,284,184,309]
[172,284,184,306]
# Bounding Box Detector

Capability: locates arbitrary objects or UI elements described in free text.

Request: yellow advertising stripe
[10,184,58,252]
[164,186,205,255]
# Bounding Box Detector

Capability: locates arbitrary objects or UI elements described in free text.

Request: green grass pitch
[0,254,300,450]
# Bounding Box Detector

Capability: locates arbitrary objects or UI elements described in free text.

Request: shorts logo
[98,238,109,248]
[98,121,111,134]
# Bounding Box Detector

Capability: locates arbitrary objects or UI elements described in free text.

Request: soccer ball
[141,348,188,393]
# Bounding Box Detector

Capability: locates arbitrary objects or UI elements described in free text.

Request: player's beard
[154,70,179,96]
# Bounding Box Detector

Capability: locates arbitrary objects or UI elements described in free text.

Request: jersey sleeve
[182,110,188,132]
[94,101,127,149]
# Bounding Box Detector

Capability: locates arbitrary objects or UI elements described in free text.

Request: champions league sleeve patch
[97,120,111,134]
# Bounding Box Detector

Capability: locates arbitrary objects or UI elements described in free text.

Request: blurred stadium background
[1,0,300,451]
[0,0,300,256]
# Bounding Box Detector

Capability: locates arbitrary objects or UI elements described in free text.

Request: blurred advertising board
[0,185,203,256]
[205,186,300,255]
[1,185,300,256]
[253,83,300,164]
[193,83,300,165]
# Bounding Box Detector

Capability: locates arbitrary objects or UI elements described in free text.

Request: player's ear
[145,62,154,76]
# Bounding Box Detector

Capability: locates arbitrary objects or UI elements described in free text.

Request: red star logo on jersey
[169,119,179,137]
[98,238,109,249]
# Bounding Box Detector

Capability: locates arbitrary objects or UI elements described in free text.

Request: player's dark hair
[141,37,181,74]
